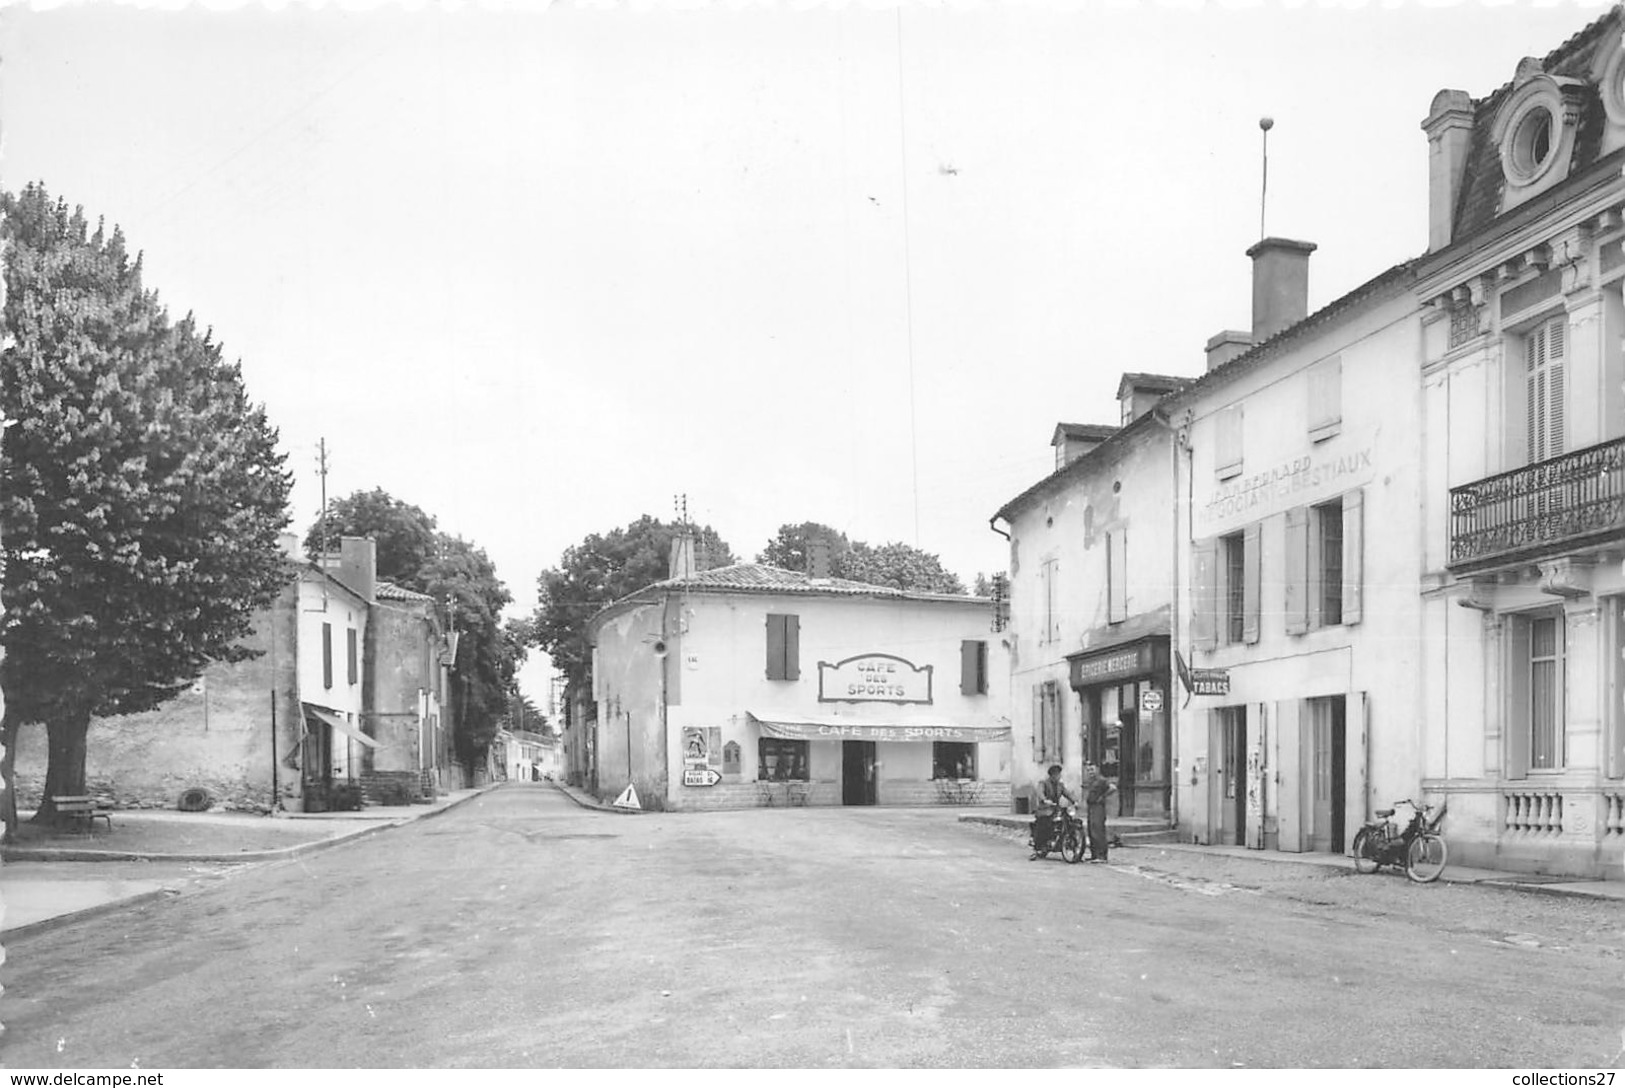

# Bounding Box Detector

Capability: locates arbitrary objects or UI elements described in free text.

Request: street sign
[683,767,722,787]
[612,784,642,810]
[1140,688,1164,714]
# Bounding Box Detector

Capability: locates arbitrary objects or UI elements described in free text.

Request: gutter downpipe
[988,514,1011,541]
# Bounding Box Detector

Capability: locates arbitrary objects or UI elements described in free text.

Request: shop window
[765,613,800,681]
[960,640,988,695]
[723,741,742,775]
[933,742,976,780]
[1215,405,1244,480]
[1307,356,1342,442]
[1033,680,1062,764]
[346,628,358,685]
[758,737,808,781]
[322,623,334,689]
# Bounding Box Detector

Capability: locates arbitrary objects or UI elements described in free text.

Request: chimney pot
[808,538,832,580]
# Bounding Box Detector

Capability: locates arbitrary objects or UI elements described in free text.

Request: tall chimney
[1421,89,1474,252]
[668,531,696,580]
[1247,237,1316,343]
[337,536,376,602]
[808,537,832,580]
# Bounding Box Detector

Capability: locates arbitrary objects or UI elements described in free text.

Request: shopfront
[1067,636,1172,818]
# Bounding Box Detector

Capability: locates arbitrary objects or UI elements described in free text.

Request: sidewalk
[959,812,1625,902]
[0,785,495,938]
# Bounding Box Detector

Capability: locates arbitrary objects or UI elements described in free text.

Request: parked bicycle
[1352,799,1448,883]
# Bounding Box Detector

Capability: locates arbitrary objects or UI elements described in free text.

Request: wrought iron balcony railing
[1448,436,1625,573]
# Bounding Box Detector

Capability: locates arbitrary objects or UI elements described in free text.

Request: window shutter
[1548,318,1565,457]
[1342,489,1364,626]
[1107,530,1128,623]
[1284,506,1310,636]
[765,615,786,680]
[1191,539,1218,651]
[785,614,800,681]
[961,640,982,696]
[1032,685,1044,764]
[1242,522,1262,645]
[1506,617,1531,780]
[322,623,333,689]
[347,628,358,685]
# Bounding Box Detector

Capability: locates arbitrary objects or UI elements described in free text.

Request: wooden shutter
[1191,539,1218,651]
[765,615,786,680]
[1527,316,1567,463]
[1348,691,1370,835]
[1276,698,1305,851]
[1283,506,1310,636]
[1505,616,1531,780]
[1107,530,1127,623]
[1032,685,1044,764]
[785,614,800,681]
[1342,489,1364,626]
[1308,356,1342,439]
[1242,522,1262,645]
[1548,318,1565,457]
[960,640,987,695]
[346,628,358,685]
[322,623,333,689]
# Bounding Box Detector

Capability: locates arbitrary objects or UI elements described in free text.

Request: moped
[1031,803,1086,864]
[1351,799,1448,884]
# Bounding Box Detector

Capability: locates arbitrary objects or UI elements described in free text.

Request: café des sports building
[587,556,1012,812]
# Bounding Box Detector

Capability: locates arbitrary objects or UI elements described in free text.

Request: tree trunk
[33,706,91,826]
[1,713,19,843]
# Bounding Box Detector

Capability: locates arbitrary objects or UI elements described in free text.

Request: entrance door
[1309,696,1347,853]
[1218,706,1248,846]
[842,741,876,806]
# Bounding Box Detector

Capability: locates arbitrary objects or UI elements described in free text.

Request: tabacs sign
[1175,651,1230,697]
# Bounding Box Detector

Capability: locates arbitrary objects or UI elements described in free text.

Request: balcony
[1449,436,1625,574]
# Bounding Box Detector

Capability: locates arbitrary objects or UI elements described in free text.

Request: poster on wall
[682,725,722,786]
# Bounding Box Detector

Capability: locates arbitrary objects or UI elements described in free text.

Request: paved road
[3,784,1622,1068]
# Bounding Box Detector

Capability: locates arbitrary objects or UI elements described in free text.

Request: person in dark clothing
[1081,761,1116,861]
[1029,764,1076,860]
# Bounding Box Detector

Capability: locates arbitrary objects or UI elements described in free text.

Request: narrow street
[4,784,1623,1068]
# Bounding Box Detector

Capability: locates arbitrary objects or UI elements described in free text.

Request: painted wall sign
[817,653,933,704]
[1198,446,1374,530]
[756,719,1011,743]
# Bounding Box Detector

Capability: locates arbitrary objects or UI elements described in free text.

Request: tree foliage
[0,183,293,829]
[532,516,734,692]
[756,522,966,595]
[304,489,519,764]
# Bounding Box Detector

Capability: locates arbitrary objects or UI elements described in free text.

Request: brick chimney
[807,537,832,580]
[669,531,696,580]
[1247,237,1317,343]
[1421,89,1474,252]
[1204,330,1253,373]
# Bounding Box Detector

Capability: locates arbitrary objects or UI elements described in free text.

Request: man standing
[1029,764,1076,860]
[1081,761,1116,862]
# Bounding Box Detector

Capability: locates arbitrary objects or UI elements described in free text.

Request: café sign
[817,653,933,705]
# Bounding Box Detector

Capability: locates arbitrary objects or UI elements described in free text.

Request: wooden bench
[51,795,112,833]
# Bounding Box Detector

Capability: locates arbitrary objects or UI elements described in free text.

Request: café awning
[304,704,381,749]
[747,710,1010,743]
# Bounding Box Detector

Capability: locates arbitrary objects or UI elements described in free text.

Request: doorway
[842,741,876,806]
[1308,696,1347,853]
[1217,706,1248,846]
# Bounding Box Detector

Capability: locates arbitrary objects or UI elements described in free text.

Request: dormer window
[1492,72,1583,209]
[1508,107,1555,184]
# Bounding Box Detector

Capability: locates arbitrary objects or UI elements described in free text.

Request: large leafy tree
[532,516,734,692]
[757,522,966,594]
[303,489,520,766]
[0,183,293,831]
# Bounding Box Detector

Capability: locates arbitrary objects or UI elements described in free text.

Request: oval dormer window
[1510,107,1555,181]
[1493,75,1578,200]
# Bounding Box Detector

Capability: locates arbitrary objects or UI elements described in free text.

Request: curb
[0,785,496,865]
[549,781,643,814]
[2,886,181,942]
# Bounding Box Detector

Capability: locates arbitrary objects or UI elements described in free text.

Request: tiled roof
[997,408,1170,522]
[376,581,433,602]
[1052,422,1118,444]
[592,563,982,626]
[1116,372,1191,397]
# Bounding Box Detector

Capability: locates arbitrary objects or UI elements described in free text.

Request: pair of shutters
[320,623,359,688]
[765,614,800,680]
[1190,490,1363,650]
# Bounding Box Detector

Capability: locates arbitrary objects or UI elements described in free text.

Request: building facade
[588,545,1011,812]
[993,375,1184,818]
[1415,13,1625,877]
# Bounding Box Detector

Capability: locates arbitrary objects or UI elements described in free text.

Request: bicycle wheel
[1351,828,1381,874]
[1060,821,1086,864]
[1406,834,1448,884]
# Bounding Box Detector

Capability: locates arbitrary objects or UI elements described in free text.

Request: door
[1309,696,1347,853]
[1218,706,1248,846]
[842,741,876,806]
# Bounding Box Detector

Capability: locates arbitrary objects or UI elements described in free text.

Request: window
[1284,491,1365,634]
[1525,315,1566,465]
[722,741,742,776]
[765,614,800,681]
[346,628,358,685]
[933,742,976,780]
[758,737,808,781]
[960,640,988,695]
[1221,532,1247,644]
[1530,614,1563,771]
[1215,406,1244,480]
[1033,680,1062,764]
[1307,356,1342,442]
[1107,529,1128,624]
[322,623,333,689]
[1315,501,1344,626]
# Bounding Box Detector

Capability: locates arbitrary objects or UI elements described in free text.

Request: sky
[0,0,1611,707]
